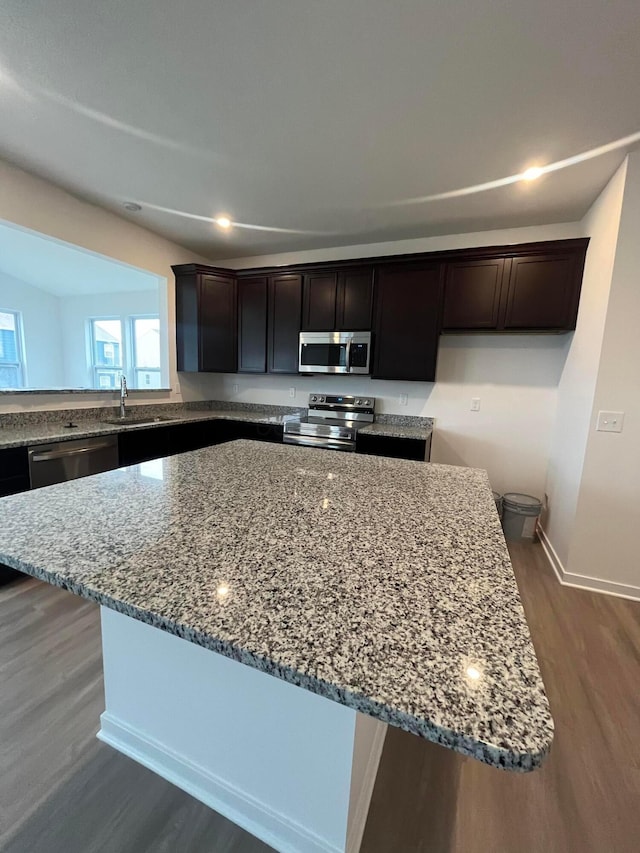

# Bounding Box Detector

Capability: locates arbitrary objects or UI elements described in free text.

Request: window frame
[0,308,27,389]
[129,314,162,389]
[89,316,124,390]
[88,314,162,390]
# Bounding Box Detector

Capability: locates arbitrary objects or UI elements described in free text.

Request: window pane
[93,320,122,367]
[95,369,120,389]
[0,365,20,388]
[135,368,161,389]
[133,318,160,369]
[0,312,18,364]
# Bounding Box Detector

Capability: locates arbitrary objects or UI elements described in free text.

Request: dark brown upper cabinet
[238,276,268,373]
[301,267,374,331]
[174,266,237,373]
[268,273,302,374]
[302,272,338,330]
[442,244,587,332]
[442,259,506,331]
[503,253,582,330]
[336,268,374,330]
[373,264,443,382]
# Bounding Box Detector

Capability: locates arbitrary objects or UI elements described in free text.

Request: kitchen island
[0,441,552,853]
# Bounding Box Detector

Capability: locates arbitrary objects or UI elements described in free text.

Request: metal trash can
[501,493,542,541]
[492,491,504,520]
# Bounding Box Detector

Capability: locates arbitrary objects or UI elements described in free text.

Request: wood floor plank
[2,542,639,852]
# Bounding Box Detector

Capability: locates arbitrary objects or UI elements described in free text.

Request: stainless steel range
[283,393,375,452]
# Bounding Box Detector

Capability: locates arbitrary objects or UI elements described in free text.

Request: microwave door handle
[345,339,352,372]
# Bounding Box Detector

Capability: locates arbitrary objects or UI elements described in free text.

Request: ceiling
[0,220,160,295]
[0,0,639,260]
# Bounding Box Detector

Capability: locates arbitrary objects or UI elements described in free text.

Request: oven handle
[283,434,355,451]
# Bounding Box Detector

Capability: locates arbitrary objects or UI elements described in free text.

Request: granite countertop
[0,440,552,771]
[358,422,432,440]
[0,409,301,450]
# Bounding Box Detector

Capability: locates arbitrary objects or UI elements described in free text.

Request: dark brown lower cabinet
[356,433,430,461]
[373,265,443,381]
[268,274,302,374]
[0,446,30,585]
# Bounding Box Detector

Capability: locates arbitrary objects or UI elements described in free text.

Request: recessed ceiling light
[123,202,142,212]
[521,166,544,182]
[215,216,232,230]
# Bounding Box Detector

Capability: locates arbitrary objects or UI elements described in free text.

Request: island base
[97,607,387,853]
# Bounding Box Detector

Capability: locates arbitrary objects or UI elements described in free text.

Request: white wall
[0,272,65,387]
[544,163,627,568]
[60,289,161,388]
[566,153,640,593]
[211,332,568,497]
[0,158,213,412]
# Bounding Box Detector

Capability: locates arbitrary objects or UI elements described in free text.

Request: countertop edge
[1,553,552,773]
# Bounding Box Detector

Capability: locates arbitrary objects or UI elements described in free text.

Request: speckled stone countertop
[0,440,552,771]
[358,422,432,440]
[0,408,301,450]
[0,402,430,449]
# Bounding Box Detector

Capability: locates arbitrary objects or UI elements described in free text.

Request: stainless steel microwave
[298,331,372,375]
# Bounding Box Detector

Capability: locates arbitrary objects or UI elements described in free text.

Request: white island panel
[98,607,386,853]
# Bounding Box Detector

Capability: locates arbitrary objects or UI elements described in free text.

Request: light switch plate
[399,394,408,406]
[471,397,481,412]
[289,387,296,398]
[596,411,624,433]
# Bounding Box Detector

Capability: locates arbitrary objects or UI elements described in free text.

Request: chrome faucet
[119,375,128,419]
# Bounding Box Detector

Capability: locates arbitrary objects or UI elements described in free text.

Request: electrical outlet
[289,387,296,398]
[232,383,239,394]
[596,411,624,433]
[399,394,408,406]
[471,397,481,412]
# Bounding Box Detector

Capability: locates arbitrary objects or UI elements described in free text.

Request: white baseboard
[538,525,640,602]
[98,712,341,853]
[346,722,387,853]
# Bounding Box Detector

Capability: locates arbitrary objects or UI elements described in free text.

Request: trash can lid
[492,491,502,500]
[502,492,542,508]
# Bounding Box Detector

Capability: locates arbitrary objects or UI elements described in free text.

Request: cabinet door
[502,254,580,330]
[238,277,267,373]
[169,420,222,455]
[301,272,338,330]
[442,259,505,330]
[373,265,442,381]
[336,268,374,330]
[118,427,171,466]
[268,274,302,373]
[198,274,237,372]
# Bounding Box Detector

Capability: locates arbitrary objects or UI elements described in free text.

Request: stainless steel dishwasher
[28,435,119,489]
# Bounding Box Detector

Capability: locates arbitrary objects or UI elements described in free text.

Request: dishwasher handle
[30,441,116,463]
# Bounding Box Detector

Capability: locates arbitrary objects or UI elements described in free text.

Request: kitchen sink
[102,416,177,427]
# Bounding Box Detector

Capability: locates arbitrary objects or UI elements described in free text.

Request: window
[91,318,123,389]
[131,317,161,389]
[0,310,25,389]
[89,315,161,389]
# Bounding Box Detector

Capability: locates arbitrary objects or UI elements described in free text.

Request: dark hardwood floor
[1,543,639,852]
